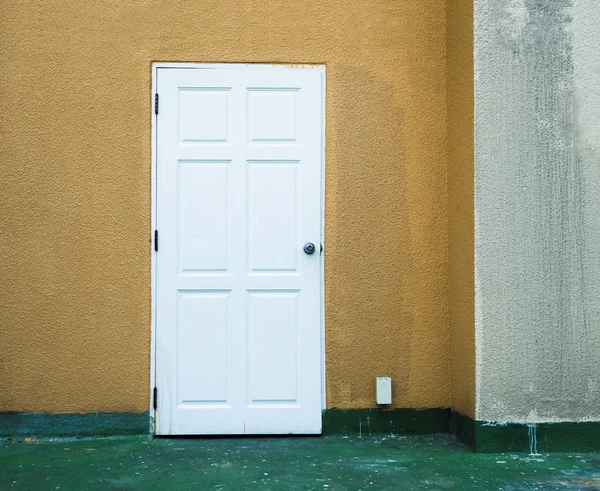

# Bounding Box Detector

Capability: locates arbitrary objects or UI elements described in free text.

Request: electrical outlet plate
[376,377,392,405]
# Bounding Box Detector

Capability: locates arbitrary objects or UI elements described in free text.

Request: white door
[154,66,323,435]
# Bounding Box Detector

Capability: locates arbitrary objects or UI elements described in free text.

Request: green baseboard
[450,410,600,452]
[0,412,150,438]
[2,409,449,439]
[3,409,598,452]
[449,410,477,450]
[322,408,450,436]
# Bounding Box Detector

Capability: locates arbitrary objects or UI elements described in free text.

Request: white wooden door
[154,66,323,435]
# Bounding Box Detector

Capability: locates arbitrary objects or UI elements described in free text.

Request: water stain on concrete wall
[475,0,600,422]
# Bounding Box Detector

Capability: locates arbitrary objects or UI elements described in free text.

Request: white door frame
[149,63,326,432]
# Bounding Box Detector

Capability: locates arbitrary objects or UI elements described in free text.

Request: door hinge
[153,387,158,410]
[320,243,323,255]
[154,230,158,251]
[154,93,159,115]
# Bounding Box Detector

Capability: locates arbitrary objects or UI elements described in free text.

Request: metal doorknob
[303,242,316,255]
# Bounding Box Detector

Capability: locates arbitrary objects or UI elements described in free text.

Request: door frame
[149,63,326,432]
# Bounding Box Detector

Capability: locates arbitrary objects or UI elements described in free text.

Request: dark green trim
[322,408,450,436]
[0,412,150,438]
[449,410,476,450]
[450,410,600,452]
[476,421,600,453]
[3,409,598,452]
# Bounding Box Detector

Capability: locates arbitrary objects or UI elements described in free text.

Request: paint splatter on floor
[1,434,599,490]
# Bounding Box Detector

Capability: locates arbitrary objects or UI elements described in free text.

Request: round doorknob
[303,242,316,255]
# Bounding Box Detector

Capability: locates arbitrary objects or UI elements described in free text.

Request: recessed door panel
[178,161,230,274]
[247,291,299,404]
[247,88,298,144]
[247,161,298,273]
[177,291,230,406]
[178,88,231,144]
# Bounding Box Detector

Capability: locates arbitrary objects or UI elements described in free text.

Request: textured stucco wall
[0,1,449,413]
[475,0,600,422]
[447,0,475,419]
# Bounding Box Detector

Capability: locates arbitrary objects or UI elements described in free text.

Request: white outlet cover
[376,377,392,405]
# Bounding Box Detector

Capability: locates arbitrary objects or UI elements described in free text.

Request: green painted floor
[1,434,599,490]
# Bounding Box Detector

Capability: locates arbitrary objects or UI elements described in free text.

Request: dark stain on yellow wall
[447,0,475,418]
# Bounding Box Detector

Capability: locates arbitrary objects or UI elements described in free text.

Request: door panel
[177,291,230,405]
[247,161,298,273]
[178,88,232,144]
[155,67,323,435]
[247,291,299,404]
[247,88,299,144]
[178,161,230,273]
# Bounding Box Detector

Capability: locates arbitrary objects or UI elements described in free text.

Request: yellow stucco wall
[447,0,475,418]
[0,0,448,413]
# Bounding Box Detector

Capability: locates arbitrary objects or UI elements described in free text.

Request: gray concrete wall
[475,0,600,423]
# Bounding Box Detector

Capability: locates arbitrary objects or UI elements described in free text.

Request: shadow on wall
[325,64,414,408]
